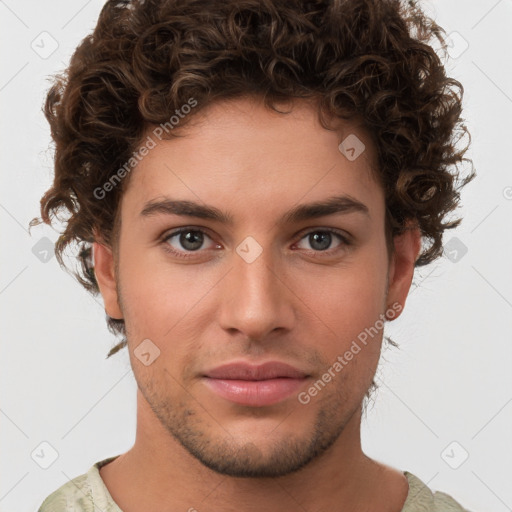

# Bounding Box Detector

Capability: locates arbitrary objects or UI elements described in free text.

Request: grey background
[1,0,511,510]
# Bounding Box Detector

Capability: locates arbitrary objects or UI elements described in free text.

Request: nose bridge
[218,236,294,339]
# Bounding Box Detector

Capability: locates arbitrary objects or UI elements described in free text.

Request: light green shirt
[38,456,471,511]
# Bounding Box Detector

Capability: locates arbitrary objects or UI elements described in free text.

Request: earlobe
[385,223,422,320]
[92,241,123,320]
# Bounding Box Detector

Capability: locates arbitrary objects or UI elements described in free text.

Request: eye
[162,227,220,258]
[161,226,351,260]
[294,228,351,254]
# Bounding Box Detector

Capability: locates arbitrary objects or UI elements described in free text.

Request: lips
[202,361,310,407]
[203,361,308,380]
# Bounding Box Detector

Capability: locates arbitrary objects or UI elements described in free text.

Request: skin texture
[93,96,421,511]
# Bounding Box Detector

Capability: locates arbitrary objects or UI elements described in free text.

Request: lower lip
[202,377,308,406]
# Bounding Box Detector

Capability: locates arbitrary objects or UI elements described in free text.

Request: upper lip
[203,361,309,380]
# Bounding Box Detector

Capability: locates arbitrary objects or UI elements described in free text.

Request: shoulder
[38,457,121,512]
[402,471,472,512]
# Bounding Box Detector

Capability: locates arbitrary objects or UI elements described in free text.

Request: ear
[93,241,123,320]
[385,222,422,320]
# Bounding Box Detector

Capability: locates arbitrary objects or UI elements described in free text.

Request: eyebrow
[140,195,370,225]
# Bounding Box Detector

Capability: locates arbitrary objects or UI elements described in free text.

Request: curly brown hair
[30,0,474,355]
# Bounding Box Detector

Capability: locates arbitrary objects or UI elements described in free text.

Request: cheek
[118,248,216,343]
[119,264,204,387]
[306,255,387,322]
[297,250,388,358]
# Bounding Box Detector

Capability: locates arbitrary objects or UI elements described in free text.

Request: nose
[217,242,296,342]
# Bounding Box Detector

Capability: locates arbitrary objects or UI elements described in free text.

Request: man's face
[103,97,400,477]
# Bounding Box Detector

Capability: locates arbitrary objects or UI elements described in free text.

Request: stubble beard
[137,373,364,478]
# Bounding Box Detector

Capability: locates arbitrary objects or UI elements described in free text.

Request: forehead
[120,97,383,225]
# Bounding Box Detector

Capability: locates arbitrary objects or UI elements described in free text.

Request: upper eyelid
[295,226,350,240]
[162,226,216,243]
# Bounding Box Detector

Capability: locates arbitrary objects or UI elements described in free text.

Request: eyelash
[160,226,352,260]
